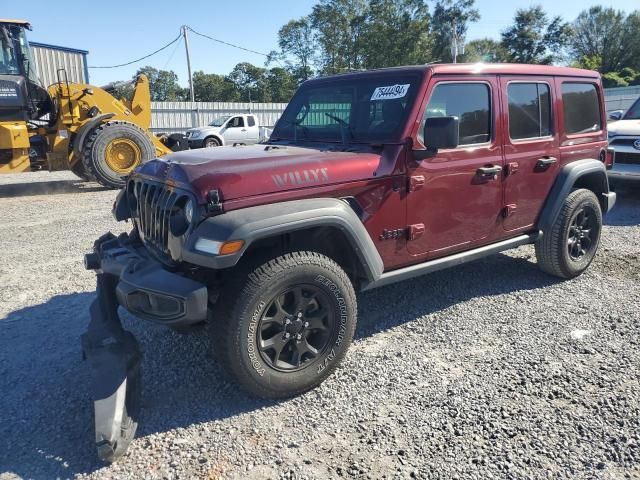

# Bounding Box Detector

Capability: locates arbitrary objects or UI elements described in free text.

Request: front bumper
[187,138,204,149]
[85,232,208,327]
[608,163,640,181]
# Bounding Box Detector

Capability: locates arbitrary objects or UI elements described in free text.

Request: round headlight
[184,199,194,224]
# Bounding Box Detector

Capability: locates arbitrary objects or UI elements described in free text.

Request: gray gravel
[0,171,639,480]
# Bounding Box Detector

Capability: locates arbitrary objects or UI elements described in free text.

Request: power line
[88,32,183,69]
[186,26,271,58]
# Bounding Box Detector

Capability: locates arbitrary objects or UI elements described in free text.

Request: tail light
[605,148,615,170]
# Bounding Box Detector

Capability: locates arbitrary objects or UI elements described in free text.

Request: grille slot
[128,178,191,255]
[614,152,640,165]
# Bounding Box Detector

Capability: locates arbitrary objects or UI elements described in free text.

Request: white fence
[150,101,288,134]
[604,86,640,112]
[150,86,640,134]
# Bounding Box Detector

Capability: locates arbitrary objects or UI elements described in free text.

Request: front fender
[181,198,384,283]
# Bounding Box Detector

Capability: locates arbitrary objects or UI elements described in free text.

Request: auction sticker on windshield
[371,84,410,101]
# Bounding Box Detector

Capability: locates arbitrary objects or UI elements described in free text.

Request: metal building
[29,42,89,87]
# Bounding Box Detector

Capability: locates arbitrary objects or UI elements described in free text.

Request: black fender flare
[182,197,384,283]
[537,158,615,235]
[72,113,116,161]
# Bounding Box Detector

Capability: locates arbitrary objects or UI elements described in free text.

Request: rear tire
[210,251,357,399]
[82,121,155,189]
[535,188,602,279]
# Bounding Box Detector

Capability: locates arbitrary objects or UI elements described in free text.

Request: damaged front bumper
[82,232,208,462]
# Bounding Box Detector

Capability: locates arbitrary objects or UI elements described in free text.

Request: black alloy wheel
[257,285,335,372]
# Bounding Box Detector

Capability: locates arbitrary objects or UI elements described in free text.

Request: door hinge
[503,204,517,217]
[408,223,425,240]
[409,175,425,192]
[507,162,519,176]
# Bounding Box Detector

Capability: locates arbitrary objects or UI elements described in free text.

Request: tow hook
[81,273,142,462]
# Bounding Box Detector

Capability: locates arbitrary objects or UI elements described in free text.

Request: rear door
[245,115,260,143]
[499,76,560,232]
[406,76,506,257]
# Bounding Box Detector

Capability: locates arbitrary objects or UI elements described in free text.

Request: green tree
[310,0,368,74]
[264,67,298,102]
[359,0,431,69]
[269,17,317,80]
[571,7,638,73]
[463,38,509,62]
[431,0,480,63]
[135,66,183,101]
[228,62,270,102]
[192,71,238,102]
[501,6,571,64]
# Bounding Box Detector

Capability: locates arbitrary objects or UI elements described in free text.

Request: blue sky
[8,0,639,86]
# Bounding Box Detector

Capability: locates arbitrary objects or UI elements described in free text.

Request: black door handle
[536,156,557,168]
[476,165,502,179]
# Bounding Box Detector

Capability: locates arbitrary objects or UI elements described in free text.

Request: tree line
[111,1,640,103]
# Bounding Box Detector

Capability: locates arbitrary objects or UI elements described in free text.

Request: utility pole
[452,19,458,64]
[182,25,196,127]
[182,25,195,101]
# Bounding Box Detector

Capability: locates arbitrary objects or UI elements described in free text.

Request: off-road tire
[535,188,602,279]
[210,251,357,399]
[70,158,97,182]
[204,136,221,148]
[82,121,155,189]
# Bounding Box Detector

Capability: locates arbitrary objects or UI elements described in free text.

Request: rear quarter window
[247,116,256,127]
[561,83,602,135]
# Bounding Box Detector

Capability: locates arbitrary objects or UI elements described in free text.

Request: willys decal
[272,168,329,187]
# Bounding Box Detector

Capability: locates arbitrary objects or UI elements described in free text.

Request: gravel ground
[0,171,638,480]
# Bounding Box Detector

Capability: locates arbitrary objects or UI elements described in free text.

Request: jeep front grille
[127,178,191,255]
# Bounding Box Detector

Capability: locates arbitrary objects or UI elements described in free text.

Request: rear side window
[507,83,551,140]
[424,83,491,145]
[561,83,601,134]
[247,116,256,127]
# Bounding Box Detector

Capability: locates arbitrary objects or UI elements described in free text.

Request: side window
[247,116,256,127]
[229,117,244,128]
[507,83,551,140]
[561,83,601,134]
[423,83,491,146]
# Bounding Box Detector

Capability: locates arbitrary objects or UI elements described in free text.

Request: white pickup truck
[185,114,268,148]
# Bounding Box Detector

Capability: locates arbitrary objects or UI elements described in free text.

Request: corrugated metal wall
[151,102,288,133]
[30,44,87,87]
[604,86,640,112]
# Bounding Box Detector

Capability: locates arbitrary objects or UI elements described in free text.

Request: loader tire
[82,121,155,189]
[71,159,96,182]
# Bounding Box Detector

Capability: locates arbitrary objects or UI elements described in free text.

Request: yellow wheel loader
[0,19,173,188]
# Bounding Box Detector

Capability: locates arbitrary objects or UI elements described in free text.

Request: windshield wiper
[325,112,354,148]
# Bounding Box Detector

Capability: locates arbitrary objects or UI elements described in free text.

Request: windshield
[271,72,423,143]
[208,116,230,127]
[623,97,640,120]
[0,24,38,83]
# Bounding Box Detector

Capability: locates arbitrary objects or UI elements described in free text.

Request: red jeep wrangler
[83,64,615,460]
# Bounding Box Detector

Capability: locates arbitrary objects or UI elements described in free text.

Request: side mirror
[413,116,459,160]
[608,110,623,121]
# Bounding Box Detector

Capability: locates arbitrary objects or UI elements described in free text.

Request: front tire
[82,121,155,189]
[204,137,221,148]
[211,252,357,399]
[535,188,602,279]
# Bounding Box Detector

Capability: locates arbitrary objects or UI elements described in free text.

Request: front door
[224,116,247,144]
[406,77,505,258]
[499,77,560,232]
